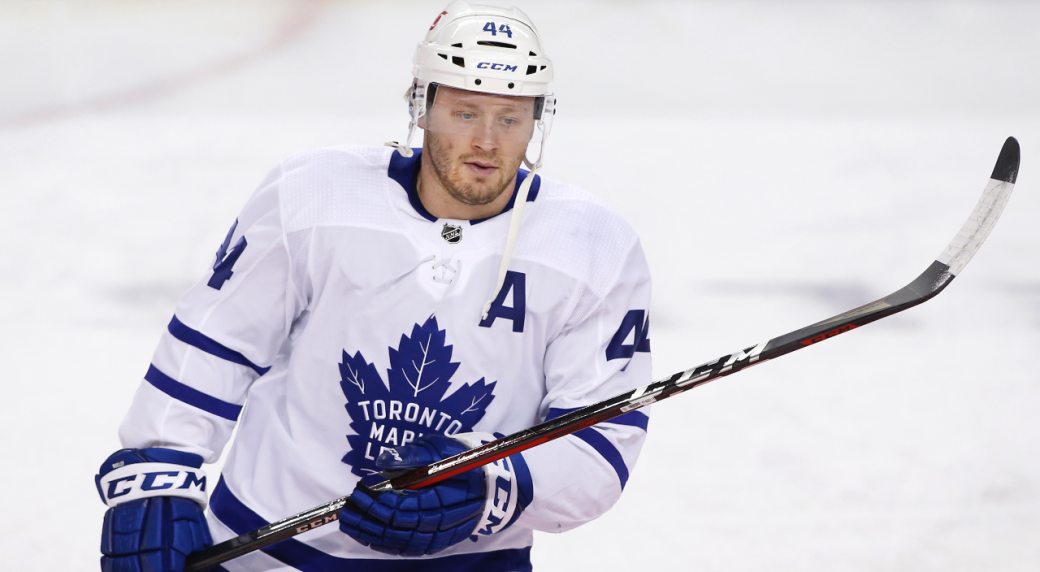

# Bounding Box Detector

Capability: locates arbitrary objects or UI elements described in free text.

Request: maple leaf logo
[339,315,497,476]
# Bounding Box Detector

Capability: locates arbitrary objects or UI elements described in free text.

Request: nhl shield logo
[441,223,462,244]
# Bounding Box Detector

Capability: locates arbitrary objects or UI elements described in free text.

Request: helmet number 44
[483,21,512,38]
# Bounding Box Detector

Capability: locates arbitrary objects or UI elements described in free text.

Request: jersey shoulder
[534,177,640,244]
[274,145,399,233]
[518,176,645,297]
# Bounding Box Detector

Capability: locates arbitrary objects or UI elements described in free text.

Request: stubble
[426,135,524,206]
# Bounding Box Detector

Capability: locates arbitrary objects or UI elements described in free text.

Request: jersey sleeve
[516,238,653,533]
[118,164,305,463]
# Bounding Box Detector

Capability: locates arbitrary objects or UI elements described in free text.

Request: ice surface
[1,1,1038,571]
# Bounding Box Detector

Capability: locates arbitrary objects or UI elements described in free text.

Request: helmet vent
[452,43,463,48]
[438,53,448,60]
[529,51,537,56]
[540,66,546,71]
[452,56,465,68]
[477,40,517,49]
[526,65,537,75]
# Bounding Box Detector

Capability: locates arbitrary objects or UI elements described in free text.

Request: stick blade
[991,136,1020,183]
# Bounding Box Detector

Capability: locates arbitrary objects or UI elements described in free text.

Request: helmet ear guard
[387,79,426,158]
[425,82,439,119]
[524,93,554,170]
[533,96,545,121]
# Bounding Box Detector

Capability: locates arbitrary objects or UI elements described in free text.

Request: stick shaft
[184,137,1019,572]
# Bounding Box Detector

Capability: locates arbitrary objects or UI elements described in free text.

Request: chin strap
[387,81,424,158]
[482,163,540,321]
[386,144,413,158]
[386,110,419,158]
[385,140,414,158]
[481,136,548,321]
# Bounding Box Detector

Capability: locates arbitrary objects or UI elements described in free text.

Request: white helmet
[389,1,556,170]
[416,1,553,96]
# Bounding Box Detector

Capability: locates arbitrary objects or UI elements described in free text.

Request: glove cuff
[95,448,209,508]
[452,432,532,538]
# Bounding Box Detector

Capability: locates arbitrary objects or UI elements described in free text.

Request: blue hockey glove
[339,432,533,556]
[96,448,212,572]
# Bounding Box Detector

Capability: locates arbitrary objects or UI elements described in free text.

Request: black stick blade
[991,137,1020,183]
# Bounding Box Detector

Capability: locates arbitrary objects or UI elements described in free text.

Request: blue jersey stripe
[469,169,540,225]
[545,408,645,490]
[570,426,630,490]
[387,148,436,222]
[210,477,533,572]
[545,407,650,432]
[168,316,270,376]
[144,365,243,421]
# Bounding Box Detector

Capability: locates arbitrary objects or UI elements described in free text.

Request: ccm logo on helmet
[477,62,518,72]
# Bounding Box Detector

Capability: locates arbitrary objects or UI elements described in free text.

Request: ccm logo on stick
[800,324,859,346]
[296,514,339,534]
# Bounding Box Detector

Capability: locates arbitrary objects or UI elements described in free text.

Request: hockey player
[95,3,653,571]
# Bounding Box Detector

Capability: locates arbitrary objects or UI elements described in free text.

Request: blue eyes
[454,112,520,126]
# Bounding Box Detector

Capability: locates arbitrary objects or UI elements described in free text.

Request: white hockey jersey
[118,145,653,572]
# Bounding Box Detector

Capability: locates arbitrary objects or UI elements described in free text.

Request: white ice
[1,1,1038,570]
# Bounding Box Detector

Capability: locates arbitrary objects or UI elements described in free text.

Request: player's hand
[96,448,212,572]
[338,433,532,556]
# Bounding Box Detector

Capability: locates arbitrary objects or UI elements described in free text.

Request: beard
[426,135,525,206]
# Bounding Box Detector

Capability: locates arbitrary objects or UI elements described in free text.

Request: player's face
[422,86,535,207]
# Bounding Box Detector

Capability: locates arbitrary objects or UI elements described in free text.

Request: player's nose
[471,135,499,153]
[470,122,500,151]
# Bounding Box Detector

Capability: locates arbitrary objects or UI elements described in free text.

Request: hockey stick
[184,137,1020,571]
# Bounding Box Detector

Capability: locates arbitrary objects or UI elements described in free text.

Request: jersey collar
[388,148,541,225]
